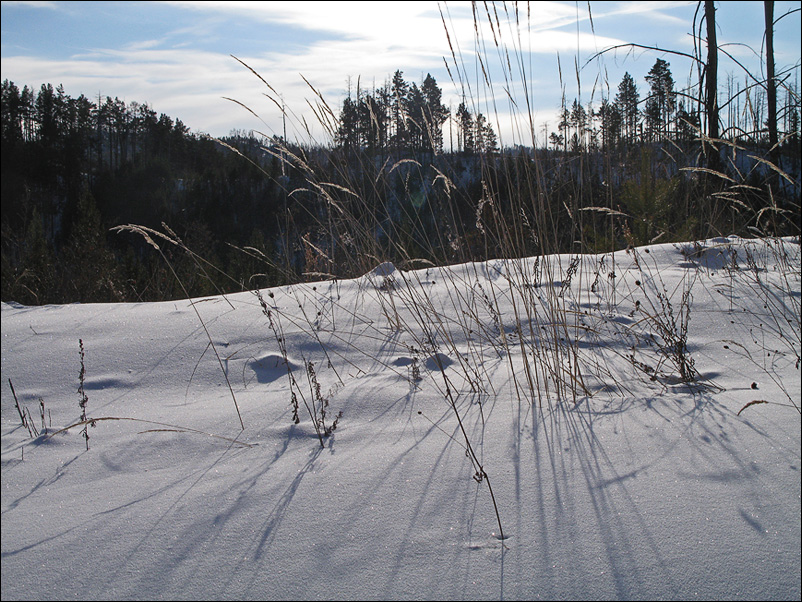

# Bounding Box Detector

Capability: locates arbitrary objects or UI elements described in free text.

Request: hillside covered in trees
[2,53,799,305]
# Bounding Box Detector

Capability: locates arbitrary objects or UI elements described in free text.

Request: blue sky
[1,1,800,146]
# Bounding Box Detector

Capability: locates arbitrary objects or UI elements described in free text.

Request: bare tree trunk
[704,1,720,170]
[764,1,778,160]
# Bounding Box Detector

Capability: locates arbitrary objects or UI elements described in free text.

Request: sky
[1,1,800,146]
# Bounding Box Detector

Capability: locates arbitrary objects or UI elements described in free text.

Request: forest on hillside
[2,4,800,305]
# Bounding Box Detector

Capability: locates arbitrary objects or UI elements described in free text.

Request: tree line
[335,71,498,156]
[1,80,298,304]
[2,42,799,305]
[552,56,799,155]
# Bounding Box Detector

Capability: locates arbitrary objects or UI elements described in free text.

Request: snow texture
[2,236,800,601]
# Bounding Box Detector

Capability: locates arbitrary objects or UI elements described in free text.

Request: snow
[2,236,800,601]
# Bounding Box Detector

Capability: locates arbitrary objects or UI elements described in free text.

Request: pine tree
[481,116,498,154]
[675,100,699,143]
[336,96,360,150]
[60,185,121,302]
[644,59,676,141]
[358,91,388,152]
[420,74,449,153]
[1,80,24,147]
[390,70,409,151]
[569,99,587,152]
[615,72,640,144]
[456,102,474,154]
[406,82,426,151]
[18,207,56,304]
[597,98,622,150]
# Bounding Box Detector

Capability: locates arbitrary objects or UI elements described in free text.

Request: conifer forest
[2,11,800,305]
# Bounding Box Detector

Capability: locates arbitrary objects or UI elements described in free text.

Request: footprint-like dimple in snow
[82,376,129,391]
[249,353,299,383]
[425,352,454,371]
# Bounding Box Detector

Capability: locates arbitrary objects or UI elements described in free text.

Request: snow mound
[366,261,397,278]
[363,261,399,290]
[248,353,299,384]
[424,352,454,371]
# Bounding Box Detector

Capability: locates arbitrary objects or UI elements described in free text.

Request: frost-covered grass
[2,235,799,601]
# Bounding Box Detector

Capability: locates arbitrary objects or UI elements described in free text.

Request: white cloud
[0,0,60,8]
[0,1,625,142]
[4,1,793,145]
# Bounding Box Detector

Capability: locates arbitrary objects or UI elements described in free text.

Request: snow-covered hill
[2,236,800,600]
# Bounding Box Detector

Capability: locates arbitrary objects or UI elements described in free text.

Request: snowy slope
[2,236,800,601]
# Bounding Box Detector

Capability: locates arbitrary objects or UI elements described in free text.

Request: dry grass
[109,1,800,542]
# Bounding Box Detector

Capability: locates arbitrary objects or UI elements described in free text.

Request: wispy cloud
[123,39,169,52]
[0,0,60,8]
[1,1,797,143]
[0,0,651,141]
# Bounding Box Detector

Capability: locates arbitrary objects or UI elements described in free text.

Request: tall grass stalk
[113,224,245,431]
